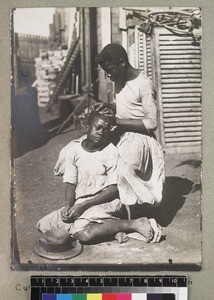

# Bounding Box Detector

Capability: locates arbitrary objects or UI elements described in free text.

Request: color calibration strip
[30,276,187,300]
[42,294,176,300]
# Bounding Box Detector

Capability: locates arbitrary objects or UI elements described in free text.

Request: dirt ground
[11,87,202,270]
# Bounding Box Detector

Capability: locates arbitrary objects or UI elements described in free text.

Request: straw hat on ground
[34,228,83,260]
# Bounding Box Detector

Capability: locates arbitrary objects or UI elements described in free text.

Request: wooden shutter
[138,31,152,80]
[152,28,202,153]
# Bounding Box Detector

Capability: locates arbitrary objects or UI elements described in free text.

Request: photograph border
[10,4,202,271]
[0,0,214,299]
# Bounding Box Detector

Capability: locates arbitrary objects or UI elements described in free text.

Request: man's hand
[67,203,86,221]
[60,203,87,223]
[61,206,73,223]
[93,102,109,112]
[93,103,116,125]
[94,103,113,116]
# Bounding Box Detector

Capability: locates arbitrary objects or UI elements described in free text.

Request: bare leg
[73,217,153,244]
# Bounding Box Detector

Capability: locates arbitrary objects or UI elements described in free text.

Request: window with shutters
[153,28,202,153]
[135,27,202,153]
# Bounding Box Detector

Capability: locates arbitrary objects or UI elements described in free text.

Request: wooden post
[84,8,91,111]
[84,8,91,90]
[79,8,85,87]
[101,7,111,48]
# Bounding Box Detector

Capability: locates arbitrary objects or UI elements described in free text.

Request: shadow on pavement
[12,86,72,159]
[159,176,194,226]
[175,159,201,168]
[130,176,194,227]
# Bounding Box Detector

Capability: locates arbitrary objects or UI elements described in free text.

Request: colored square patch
[73,295,87,300]
[42,295,57,300]
[102,294,117,300]
[131,294,147,300]
[147,294,162,300]
[87,294,102,300]
[117,294,131,300]
[57,294,72,300]
[162,295,176,300]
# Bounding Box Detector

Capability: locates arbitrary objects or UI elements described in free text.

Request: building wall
[111,8,122,44]
[14,33,48,88]
[49,8,73,49]
[96,7,122,102]
[96,8,108,102]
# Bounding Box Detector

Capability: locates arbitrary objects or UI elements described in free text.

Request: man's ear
[119,58,126,68]
[84,124,89,134]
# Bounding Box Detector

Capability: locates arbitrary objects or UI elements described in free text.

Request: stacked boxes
[34,49,68,107]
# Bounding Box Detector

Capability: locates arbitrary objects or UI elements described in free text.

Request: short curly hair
[95,43,129,65]
[87,111,113,127]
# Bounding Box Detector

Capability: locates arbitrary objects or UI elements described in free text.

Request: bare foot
[133,217,154,243]
[115,232,129,244]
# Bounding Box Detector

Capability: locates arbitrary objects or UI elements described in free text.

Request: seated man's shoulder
[60,135,86,156]
[54,135,86,176]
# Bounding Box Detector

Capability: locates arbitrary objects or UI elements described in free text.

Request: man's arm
[116,88,158,134]
[116,118,149,134]
[65,182,76,207]
[61,183,76,222]
[82,185,118,209]
[108,101,116,113]
[94,101,116,114]
[68,185,119,220]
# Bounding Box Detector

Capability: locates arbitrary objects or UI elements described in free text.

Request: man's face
[101,61,124,83]
[87,117,110,148]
